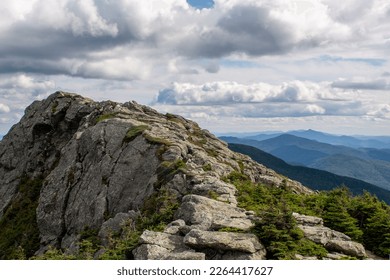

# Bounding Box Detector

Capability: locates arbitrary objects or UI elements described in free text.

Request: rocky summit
[0,92,374,260]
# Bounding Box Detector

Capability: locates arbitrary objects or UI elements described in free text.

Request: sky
[0,0,390,136]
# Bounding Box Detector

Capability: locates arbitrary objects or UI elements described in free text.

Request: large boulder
[184,229,266,256]
[292,212,323,226]
[326,240,366,258]
[175,195,254,231]
[294,213,367,258]
[133,230,205,260]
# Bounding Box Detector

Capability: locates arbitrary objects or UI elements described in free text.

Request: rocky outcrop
[0,91,309,259]
[293,213,366,258]
[133,230,205,260]
[132,221,266,260]
[0,91,370,260]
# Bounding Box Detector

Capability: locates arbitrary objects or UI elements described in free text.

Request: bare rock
[175,195,253,231]
[133,230,205,260]
[324,252,350,260]
[298,225,351,245]
[184,229,265,254]
[295,254,319,260]
[293,212,323,226]
[326,240,366,258]
[220,250,266,260]
[98,211,139,245]
[164,219,186,235]
[190,176,237,205]
[133,244,205,260]
[295,213,367,258]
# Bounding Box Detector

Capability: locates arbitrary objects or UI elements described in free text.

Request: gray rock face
[184,229,265,255]
[37,123,160,246]
[326,240,366,258]
[294,213,367,258]
[292,212,323,226]
[298,225,351,244]
[175,195,254,231]
[133,230,205,260]
[98,211,139,246]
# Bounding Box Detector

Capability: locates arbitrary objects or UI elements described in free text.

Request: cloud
[0,0,387,80]
[332,78,390,90]
[0,74,55,95]
[0,0,390,136]
[0,104,10,113]
[367,104,390,119]
[154,80,388,121]
[179,1,351,58]
[204,61,220,73]
[0,74,56,130]
[156,81,347,105]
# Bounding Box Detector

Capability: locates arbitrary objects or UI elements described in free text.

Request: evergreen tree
[322,188,363,241]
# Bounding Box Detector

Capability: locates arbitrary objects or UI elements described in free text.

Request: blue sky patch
[318,55,386,66]
[187,0,214,9]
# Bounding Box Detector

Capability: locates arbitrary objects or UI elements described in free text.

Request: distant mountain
[360,148,390,162]
[221,135,390,190]
[228,143,390,205]
[222,134,370,164]
[245,129,390,149]
[310,154,390,190]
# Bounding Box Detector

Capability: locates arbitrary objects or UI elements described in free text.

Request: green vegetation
[165,113,185,125]
[218,227,246,233]
[98,225,140,260]
[95,113,118,123]
[34,187,180,260]
[0,176,43,259]
[144,133,172,146]
[206,148,219,158]
[252,204,328,259]
[207,190,219,200]
[202,163,212,172]
[51,100,59,113]
[224,170,390,259]
[123,125,149,143]
[228,143,390,205]
[155,159,187,187]
[138,188,180,232]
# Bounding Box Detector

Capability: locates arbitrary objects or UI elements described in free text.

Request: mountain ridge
[221,135,390,190]
[242,129,390,149]
[0,92,388,260]
[228,143,390,204]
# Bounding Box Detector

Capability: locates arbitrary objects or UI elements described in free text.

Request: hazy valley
[221,131,390,191]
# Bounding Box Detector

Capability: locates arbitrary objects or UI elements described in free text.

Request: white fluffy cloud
[0,104,10,114]
[0,74,56,132]
[0,74,55,93]
[154,80,388,120]
[0,0,389,80]
[156,81,347,105]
